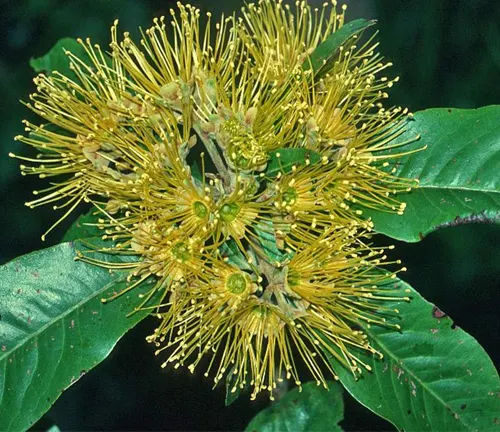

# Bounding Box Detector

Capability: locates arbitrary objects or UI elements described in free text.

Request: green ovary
[193,201,208,218]
[226,272,248,294]
[171,241,191,262]
[220,203,241,222]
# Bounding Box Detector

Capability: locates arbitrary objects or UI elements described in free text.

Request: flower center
[282,187,298,205]
[171,241,191,262]
[193,201,208,218]
[221,117,267,170]
[226,272,247,294]
[220,203,241,222]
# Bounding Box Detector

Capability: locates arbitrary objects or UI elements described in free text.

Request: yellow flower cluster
[13,0,416,400]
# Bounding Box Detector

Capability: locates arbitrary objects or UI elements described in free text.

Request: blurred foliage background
[1,0,500,430]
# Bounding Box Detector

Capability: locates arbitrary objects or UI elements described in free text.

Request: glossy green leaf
[326,278,500,432]
[266,148,320,177]
[29,38,88,79]
[224,372,240,406]
[305,18,376,74]
[190,160,202,182]
[62,211,101,242]
[245,381,344,432]
[219,240,251,271]
[254,222,290,264]
[225,365,250,407]
[367,107,500,241]
[0,242,158,431]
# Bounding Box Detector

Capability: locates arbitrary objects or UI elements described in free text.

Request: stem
[194,125,231,186]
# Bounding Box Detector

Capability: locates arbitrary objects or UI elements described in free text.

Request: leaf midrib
[417,184,500,194]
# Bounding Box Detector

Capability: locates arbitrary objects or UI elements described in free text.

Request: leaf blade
[368,106,500,241]
[62,211,101,242]
[0,242,156,431]
[30,38,88,78]
[305,19,376,74]
[245,381,344,432]
[266,148,320,177]
[327,279,500,432]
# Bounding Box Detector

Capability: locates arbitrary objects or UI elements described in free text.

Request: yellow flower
[14,0,420,401]
[149,229,408,400]
[238,0,419,218]
[265,162,371,250]
[237,0,346,83]
[11,42,191,239]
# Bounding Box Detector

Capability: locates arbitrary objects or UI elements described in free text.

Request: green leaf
[225,365,249,406]
[305,19,376,74]
[326,278,500,432]
[225,373,240,406]
[190,160,202,182]
[367,106,500,241]
[63,210,101,242]
[254,222,288,264]
[0,242,158,431]
[219,240,251,271]
[245,381,344,432]
[266,148,320,177]
[30,38,88,79]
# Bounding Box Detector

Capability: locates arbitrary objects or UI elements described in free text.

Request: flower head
[14,0,419,400]
[148,229,408,400]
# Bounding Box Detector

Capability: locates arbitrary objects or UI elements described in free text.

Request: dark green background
[1,0,499,430]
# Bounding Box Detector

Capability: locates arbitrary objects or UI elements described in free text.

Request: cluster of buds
[13,1,417,400]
